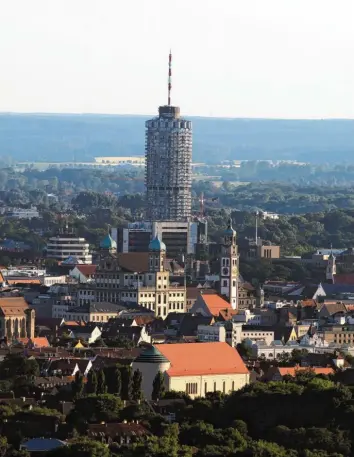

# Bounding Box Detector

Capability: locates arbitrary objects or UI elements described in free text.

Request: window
[223,280,227,287]
[223,381,226,393]
[214,382,217,392]
[205,382,207,394]
[186,383,198,395]
[232,381,235,391]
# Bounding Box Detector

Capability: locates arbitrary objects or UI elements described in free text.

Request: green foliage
[48,438,110,457]
[86,370,97,395]
[71,372,84,399]
[96,369,107,395]
[132,369,143,402]
[68,394,123,427]
[0,354,39,379]
[120,366,132,401]
[152,372,165,401]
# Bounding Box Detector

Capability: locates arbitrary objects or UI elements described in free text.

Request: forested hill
[0,113,354,164]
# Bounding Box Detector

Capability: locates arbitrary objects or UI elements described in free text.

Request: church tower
[326,252,336,283]
[220,218,239,309]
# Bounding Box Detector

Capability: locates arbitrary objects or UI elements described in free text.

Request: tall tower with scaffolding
[145,51,192,221]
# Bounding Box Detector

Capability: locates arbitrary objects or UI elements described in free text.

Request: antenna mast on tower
[168,50,172,106]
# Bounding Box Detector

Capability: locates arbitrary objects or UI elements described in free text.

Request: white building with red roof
[133,342,249,399]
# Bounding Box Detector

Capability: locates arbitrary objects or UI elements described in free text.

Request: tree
[120,366,132,401]
[152,371,165,401]
[68,394,123,427]
[0,354,39,380]
[96,369,107,395]
[71,372,84,399]
[86,370,97,395]
[47,438,109,457]
[114,367,122,396]
[132,369,143,402]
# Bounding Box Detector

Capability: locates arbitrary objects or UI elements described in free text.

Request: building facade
[93,234,186,317]
[0,297,35,340]
[133,343,249,399]
[145,105,192,221]
[46,233,92,264]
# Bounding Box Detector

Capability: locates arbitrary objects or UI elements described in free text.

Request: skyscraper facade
[145,53,192,221]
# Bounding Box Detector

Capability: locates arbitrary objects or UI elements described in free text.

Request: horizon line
[0,111,354,122]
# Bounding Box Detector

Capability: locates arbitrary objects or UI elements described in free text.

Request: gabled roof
[75,265,97,276]
[200,293,233,316]
[157,342,249,376]
[88,422,149,438]
[278,367,334,377]
[0,297,29,316]
[15,337,50,348]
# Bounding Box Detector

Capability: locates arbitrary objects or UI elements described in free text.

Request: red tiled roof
[0,297,29,316]
[334,274,354,285]
[157,342,249,376]
[61,320,86,327]
[76,265,97,276]
[7,279,41,285]
[301,300,317,307]
[16,337,50,348]
[200,293,232,316]
[218,309,238,321]
[278,367,334,377]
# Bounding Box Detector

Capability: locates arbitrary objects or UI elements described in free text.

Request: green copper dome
[224,218,236,236]
[100,234,117,250]
[135,346,169,364]
[148,235,166,252]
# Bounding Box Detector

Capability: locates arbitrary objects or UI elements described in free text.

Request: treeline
[196,161,354,185]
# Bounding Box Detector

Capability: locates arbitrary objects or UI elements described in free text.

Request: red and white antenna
[168,50,172,106]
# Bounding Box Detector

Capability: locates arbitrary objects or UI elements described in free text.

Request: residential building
[46,233,92,264]
[69,265,97,283]
[71,325,102,344]
[6,207,40,219]
[64,302,125,323]
[197,324,226,342]
[322,324,354,345]
[233,309,262,325]
[102,319,151,345]
[145,58,192,221]
[266,366,334,381]
[238,238,280,260]
[88,423,149,445]
[133,342,249,399]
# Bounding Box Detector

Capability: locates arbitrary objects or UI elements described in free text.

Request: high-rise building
[145,52,192,221]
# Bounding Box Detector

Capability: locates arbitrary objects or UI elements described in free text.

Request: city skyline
[1,0,354,119]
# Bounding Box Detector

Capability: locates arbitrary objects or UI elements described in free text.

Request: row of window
[185,381,237,396]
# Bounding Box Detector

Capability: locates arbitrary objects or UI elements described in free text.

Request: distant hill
[0,113,354,164]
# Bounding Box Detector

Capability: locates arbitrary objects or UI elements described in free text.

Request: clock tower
[220,218,239,309]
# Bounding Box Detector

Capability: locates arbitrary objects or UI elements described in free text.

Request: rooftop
[200,293,233,316]
[157,342,249,376]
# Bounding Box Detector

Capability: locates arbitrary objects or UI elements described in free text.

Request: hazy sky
[1,0,354,118]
